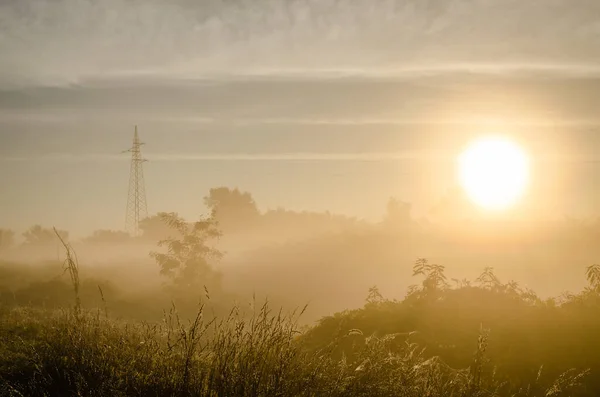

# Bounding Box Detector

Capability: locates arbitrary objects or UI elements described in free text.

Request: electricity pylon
[124,126,148,237]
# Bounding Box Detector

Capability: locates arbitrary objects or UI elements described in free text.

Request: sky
[1,0,600,237]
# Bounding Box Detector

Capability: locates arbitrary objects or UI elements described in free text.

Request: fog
[2,186,598,323]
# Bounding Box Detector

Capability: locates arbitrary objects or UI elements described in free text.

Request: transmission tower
[124,126,148,237]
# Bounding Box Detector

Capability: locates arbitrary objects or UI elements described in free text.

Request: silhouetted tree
[365,285,384,305]
[139,214,174,242]
[149,212,223,291]
[383,198,413,231]
[408,258,449,298]
[83,229,131,244]
[0,229,15,250]
[476,267,501,290]
[22,225,68,246]
[203,187,260,233]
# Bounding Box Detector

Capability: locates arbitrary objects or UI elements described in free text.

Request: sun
[457,136,530,211]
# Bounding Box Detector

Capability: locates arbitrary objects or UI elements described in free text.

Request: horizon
[3,72,600,237]
[2,0,600,237]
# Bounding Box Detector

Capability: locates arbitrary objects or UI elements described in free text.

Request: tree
[203,187,260,233]
[408,258,449,298]
[149,212,223,291]
[383,198,413,230]
[22,225,68,246]
[365,285,384,305]
[139,214,175,242]
[83,229,131,244]
[0,229,15,250]
[476,267,501,290]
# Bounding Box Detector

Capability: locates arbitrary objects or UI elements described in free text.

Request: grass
[0,300,591,397]
[0,236,593,396]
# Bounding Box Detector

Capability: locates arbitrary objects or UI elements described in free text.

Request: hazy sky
[1,0,600,237]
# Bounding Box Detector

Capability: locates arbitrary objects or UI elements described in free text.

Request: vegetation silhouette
[1,252,595,396]
[2,187,600,395]
[149,212,223,293]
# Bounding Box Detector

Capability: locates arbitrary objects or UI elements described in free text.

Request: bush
[0,301,590,397]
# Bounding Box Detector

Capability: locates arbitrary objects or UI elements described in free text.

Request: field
[1,250,599,396]
[3,209,600,396]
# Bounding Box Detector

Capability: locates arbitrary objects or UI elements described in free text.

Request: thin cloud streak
[0,152,428,163]
[94,63,600,83]
[230,118,600,128]
[147,152,426,162]
[3,151,600,164]
[2,113,599,127]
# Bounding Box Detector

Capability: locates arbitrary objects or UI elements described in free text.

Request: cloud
[0,151,428,163]
[2,110,599,128]
[147,152,426,162]
[2,150,598,165]
[3,72,600,127]
[1,0,599,87]
[229,117,600,128]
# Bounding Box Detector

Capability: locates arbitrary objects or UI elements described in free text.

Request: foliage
[139,214,175,242]
[83,229,131,244]
[408,258,449,296]
[203,187,260,233]
[0,303,589,397]
[0,229,14,250]
[382,198,413,230]
[149,212,223,292]
[585,264,600,292]
[365,286,384,305]
[22,225,68,246]
[0,249,598,395]
[302,260,600,395]
[3,211,600,396]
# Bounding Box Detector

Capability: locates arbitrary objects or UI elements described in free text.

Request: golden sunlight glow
[458,136,530,211]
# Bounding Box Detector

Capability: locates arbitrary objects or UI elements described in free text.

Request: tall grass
[0,245,591,396]
[0,301,590,397]
[54,228,80,317]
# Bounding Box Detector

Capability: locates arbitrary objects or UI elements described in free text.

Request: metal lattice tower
[124,126,148,237]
